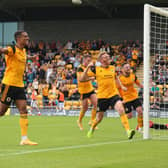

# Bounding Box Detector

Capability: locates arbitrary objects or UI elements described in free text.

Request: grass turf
[0,116,167,168]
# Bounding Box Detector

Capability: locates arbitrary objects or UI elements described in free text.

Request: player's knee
[19,109,28,115]
[0,111,5,116]
[137,107,143,116]
[118,107,125,115]
[127,113,133,119]
[82,105,88,112]
[91,100,97,108]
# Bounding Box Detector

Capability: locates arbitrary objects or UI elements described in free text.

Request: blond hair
[98,51,108,61]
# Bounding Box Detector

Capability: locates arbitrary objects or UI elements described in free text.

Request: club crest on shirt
[6,97,11,102]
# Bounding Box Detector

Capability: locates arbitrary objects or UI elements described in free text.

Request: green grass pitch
[0,116,167,168]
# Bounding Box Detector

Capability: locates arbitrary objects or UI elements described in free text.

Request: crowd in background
[150,53,168,109]
[0,39,143,108]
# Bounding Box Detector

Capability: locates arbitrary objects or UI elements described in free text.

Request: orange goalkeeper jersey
[119,72,140,102]
[2,46,26,87]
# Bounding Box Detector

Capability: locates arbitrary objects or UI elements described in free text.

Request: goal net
[144,4,168,139]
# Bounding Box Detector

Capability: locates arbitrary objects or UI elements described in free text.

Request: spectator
[30,88,41,116]
[42,82,49,106]
[65,40,73,50]
[46,64,53,84]
[150,82,160,96]
[39,65,46,83]
[27,67,35,84]
[32,78,39,93]
[91,40,98,50]
[57,89,66,115]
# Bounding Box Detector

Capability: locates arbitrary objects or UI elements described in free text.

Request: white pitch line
[0,138,142,158]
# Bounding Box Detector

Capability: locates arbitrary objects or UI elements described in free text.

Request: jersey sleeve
[7,46,14,56]
[135,75,141,85]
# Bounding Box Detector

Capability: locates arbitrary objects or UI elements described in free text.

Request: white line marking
[0,139,142,158]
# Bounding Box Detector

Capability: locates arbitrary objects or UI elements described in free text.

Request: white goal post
[143,4,168,139]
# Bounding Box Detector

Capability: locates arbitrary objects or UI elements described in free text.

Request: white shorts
[58,102,64,109]
[31,100,38,108]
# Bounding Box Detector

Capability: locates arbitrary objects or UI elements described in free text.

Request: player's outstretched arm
[0,47,8,55]
[135,78,143,88]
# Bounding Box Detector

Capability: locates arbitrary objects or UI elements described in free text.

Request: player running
[80,51,135,139]
[119,62,143,133]
[0,31,38,145]
[77,54,97,130]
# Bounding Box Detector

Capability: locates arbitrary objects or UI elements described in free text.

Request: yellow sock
[137,115,143,128]
[78,109,85,122]
[91,119,98,130]
[91,108,97,122]
[120,113,130,131]
[20,114,28,136]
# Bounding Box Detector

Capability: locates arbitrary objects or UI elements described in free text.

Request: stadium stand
[0,38,143,113]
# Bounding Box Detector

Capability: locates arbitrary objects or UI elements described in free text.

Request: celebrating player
[0,31,38,145]
[119,62,143,133]
[81,51,135,139]
[77,54,97,130]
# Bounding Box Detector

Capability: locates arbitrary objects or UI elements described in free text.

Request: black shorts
[0,84,26,105]
[80,90,95,100]
[124,98,142,114]
[97,95,122,112]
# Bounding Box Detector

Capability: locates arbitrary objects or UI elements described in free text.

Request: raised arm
[79,62,95,82]
[0,47,9,55]
[116,76,127,91]
[135,76,143,88]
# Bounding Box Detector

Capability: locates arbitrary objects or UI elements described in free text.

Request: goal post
[143,4,150,139]
[143,4,168,139]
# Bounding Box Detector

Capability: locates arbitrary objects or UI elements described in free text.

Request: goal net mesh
[145,5,168,139]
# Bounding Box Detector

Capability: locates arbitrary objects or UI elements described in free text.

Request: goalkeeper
[149,120,168,130]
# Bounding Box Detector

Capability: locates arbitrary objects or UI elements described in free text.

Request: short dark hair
[122,62,129,67]
[14,30,25,41]
[83,53,91,59]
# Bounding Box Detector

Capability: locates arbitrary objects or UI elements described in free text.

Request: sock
[91,119,98,130]
[137,115,143,128]
[91,108,97,122]
[21,135,28,140]
[78,109,85,122]
[20,114,28,138]
[63,110,66,115]
[120,113,130,131]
